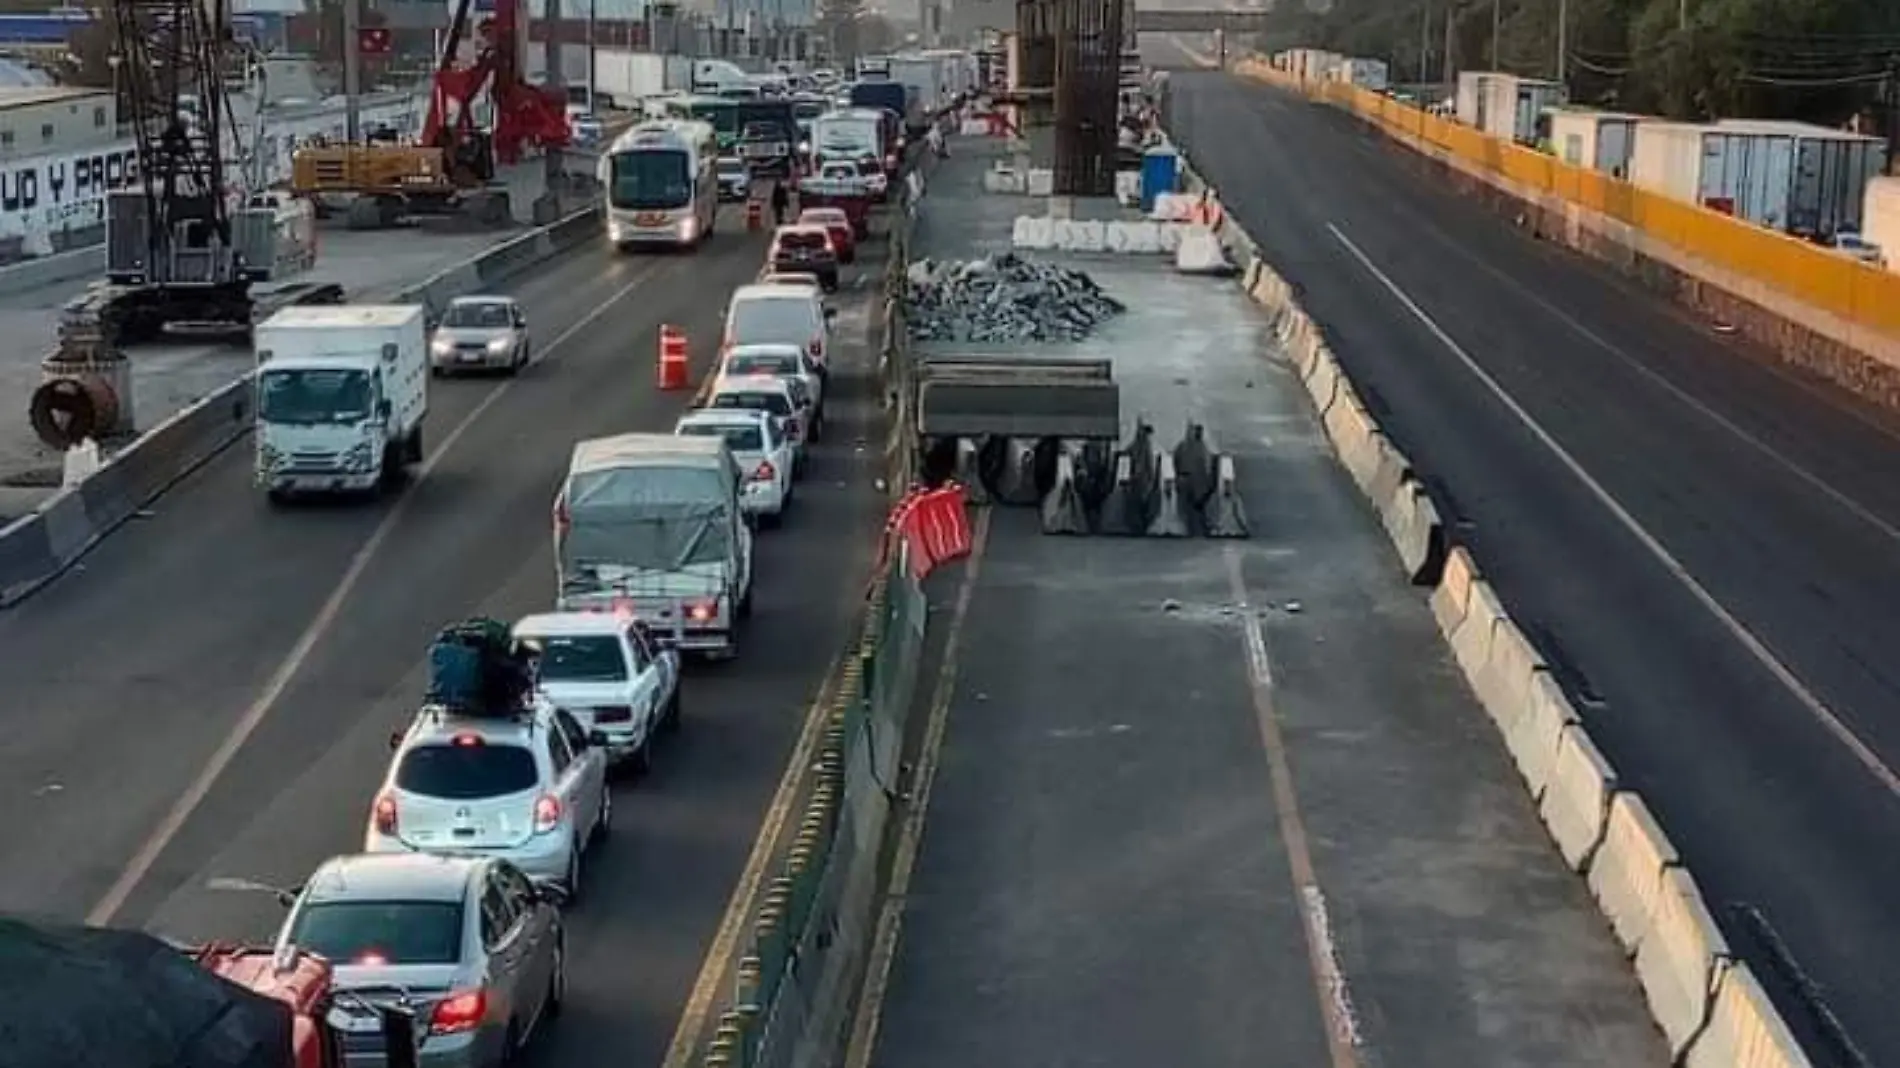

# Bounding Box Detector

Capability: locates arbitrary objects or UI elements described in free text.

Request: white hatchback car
[677,407,796,523]
[367,702,611,899]
[704,373,809,472]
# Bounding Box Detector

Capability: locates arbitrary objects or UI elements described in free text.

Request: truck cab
[254,305,429,501]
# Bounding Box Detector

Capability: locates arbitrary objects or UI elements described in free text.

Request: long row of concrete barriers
[0,205,605,608]
[1236,220,1814,1066]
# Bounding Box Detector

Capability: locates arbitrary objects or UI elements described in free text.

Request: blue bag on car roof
[426,618,531,713]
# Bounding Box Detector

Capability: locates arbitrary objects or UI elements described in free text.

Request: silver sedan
[279,852,567,1068]
[430,296,531,376]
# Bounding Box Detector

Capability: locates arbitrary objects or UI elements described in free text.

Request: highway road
[0,154,577,510]
[851,136,1661,1068]
[0,205,889,1066]
[1162,53,1900,1063]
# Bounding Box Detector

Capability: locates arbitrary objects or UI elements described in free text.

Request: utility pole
[1555,0,1566,84]
[1443,5,1454,91]
[1677,0,1687,30]
[1418,0,1430,85]
[342,0,361,141]
[1489,0,1499,69]
[535,0,567,223]
[586,0,597,109]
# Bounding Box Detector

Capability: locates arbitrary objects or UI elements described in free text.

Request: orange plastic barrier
[658,324,690,390]
[1236,60,1900,343]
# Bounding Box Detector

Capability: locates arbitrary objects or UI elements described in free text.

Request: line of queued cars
[221,94,900,1068]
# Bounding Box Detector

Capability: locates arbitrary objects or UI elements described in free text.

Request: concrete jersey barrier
[1217,184,1820,1065]
[0,203,603,608]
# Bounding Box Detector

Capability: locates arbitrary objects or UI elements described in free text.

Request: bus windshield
[610,150,692,210]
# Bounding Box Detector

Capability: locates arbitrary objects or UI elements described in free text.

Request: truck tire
[662,688,682,733]
[404,425,424,465]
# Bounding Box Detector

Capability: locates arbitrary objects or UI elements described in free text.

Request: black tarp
[0,917,294,1068]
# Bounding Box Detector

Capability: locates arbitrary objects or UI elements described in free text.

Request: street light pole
[586,0,597,108]
[342,0,362,141]
[1556,0,1566,84]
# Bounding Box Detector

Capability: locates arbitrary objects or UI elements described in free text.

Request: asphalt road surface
[0,205,888,1067]
[855,137,1662,1068]
[1162,52,1900,1063]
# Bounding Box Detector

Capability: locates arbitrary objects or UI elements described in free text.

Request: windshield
[742,122,782,141]
[728,350,800,376]
[258,368,373,426]
[289,900,464,966]
[610,150,692,210]
[711,391,792,417]
[443,302,512,329]
[730,297,816,342]
[681,421,767,451]
[736,102,794,139]
[525,634,628,682]
[717,159,745,177]
[396,743,539,799]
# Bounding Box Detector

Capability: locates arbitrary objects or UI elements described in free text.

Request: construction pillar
[1050,0,1117,195]
[534,0,567,223]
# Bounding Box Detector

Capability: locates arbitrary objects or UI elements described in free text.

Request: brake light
[594,705,633,724]
[752,460,777,482]
[686,600,716,622]
[373,794,398,836]
[451,732,485,747]
[533,794,563,835]
[429,990,487,1035]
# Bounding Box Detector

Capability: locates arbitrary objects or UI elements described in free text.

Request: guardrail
[1233,57,1900,409]
[1218,173,1815,1066]
[692,151,933,1068]
[0,202,605,608]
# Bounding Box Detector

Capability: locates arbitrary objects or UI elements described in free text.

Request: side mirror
[377,399,392,420]
[587,728,612,748]
[388,730,403,750]
[823,307,837,321]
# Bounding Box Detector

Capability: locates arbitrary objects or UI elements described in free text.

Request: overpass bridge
[1130,7,1272,32]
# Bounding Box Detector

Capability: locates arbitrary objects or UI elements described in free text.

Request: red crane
[424,0,571,185]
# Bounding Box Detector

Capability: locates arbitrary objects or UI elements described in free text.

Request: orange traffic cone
[658,325,690,390]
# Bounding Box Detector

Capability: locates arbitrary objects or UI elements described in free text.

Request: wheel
[503,1021,523,1064]
[591,786,612,843]
[760,508,782,530]
[404,425,423,465]
[544,934,567,1020]
[738,584,754,620]
[628,731,652,775]
[662,689,682,734]
[377,445,398,492]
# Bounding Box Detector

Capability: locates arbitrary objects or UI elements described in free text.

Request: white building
[0,86,116,161]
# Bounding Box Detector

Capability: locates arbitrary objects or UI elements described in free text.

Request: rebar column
[1051,0,1120,195]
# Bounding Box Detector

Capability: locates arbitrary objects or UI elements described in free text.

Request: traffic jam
[210,51,981,1068]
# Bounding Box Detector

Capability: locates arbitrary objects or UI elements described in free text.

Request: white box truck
[253,304,429,501]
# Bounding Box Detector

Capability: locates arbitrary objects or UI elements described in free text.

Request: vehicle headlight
[487,336,510,353]
[258,444,282,470]
[344,442,374,471]
[431,337,453,355]
[679,218,697,240]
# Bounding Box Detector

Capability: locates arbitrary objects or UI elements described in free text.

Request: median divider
[687,151,941,1068]
[1220,213,1815,1064]
[0,202,605,608]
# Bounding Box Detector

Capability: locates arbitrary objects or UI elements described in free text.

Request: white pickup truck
[513,610,683,771]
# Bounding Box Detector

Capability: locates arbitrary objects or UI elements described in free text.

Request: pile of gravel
[905,254,1125,344]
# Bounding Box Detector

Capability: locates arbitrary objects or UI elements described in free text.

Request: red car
[798,207,856,264]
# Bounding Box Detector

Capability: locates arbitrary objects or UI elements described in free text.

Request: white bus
[598,120,719,251]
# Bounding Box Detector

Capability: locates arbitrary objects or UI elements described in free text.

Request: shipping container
[1455,70,1494,129]
[1630,122,1794,230]
[590,49,690,106]
[1478,73,1564,144]
[1286,48,1340,82]
[1631,120,1885,237]
[1331,57,1388,91]
[1716,119,1886,238]
[1862,176,1900,270]
[1548,108,1640,179]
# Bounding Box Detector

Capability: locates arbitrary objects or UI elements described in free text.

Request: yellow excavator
[289,0,569,229]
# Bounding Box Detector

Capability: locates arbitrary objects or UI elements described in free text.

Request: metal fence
[699,154,929,1068]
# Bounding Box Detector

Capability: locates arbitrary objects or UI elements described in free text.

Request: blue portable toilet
[1139,146,1180,214]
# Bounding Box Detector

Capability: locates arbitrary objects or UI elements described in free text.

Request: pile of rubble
[905,254,1125,344]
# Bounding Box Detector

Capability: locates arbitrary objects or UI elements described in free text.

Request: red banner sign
[881,484,973,581]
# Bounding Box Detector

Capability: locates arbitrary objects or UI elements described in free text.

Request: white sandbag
[1068,219,1106,252]
[1114,170,1141,206]
[1155,222,1184,252]
[1150,192,1198,222]
[983,166,1026,194]
[961,119,990,136]
[1026,168,1055,196]
[1012,215,1055,250]
[1175,224,1232,274]
[1121,221,1166,254]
